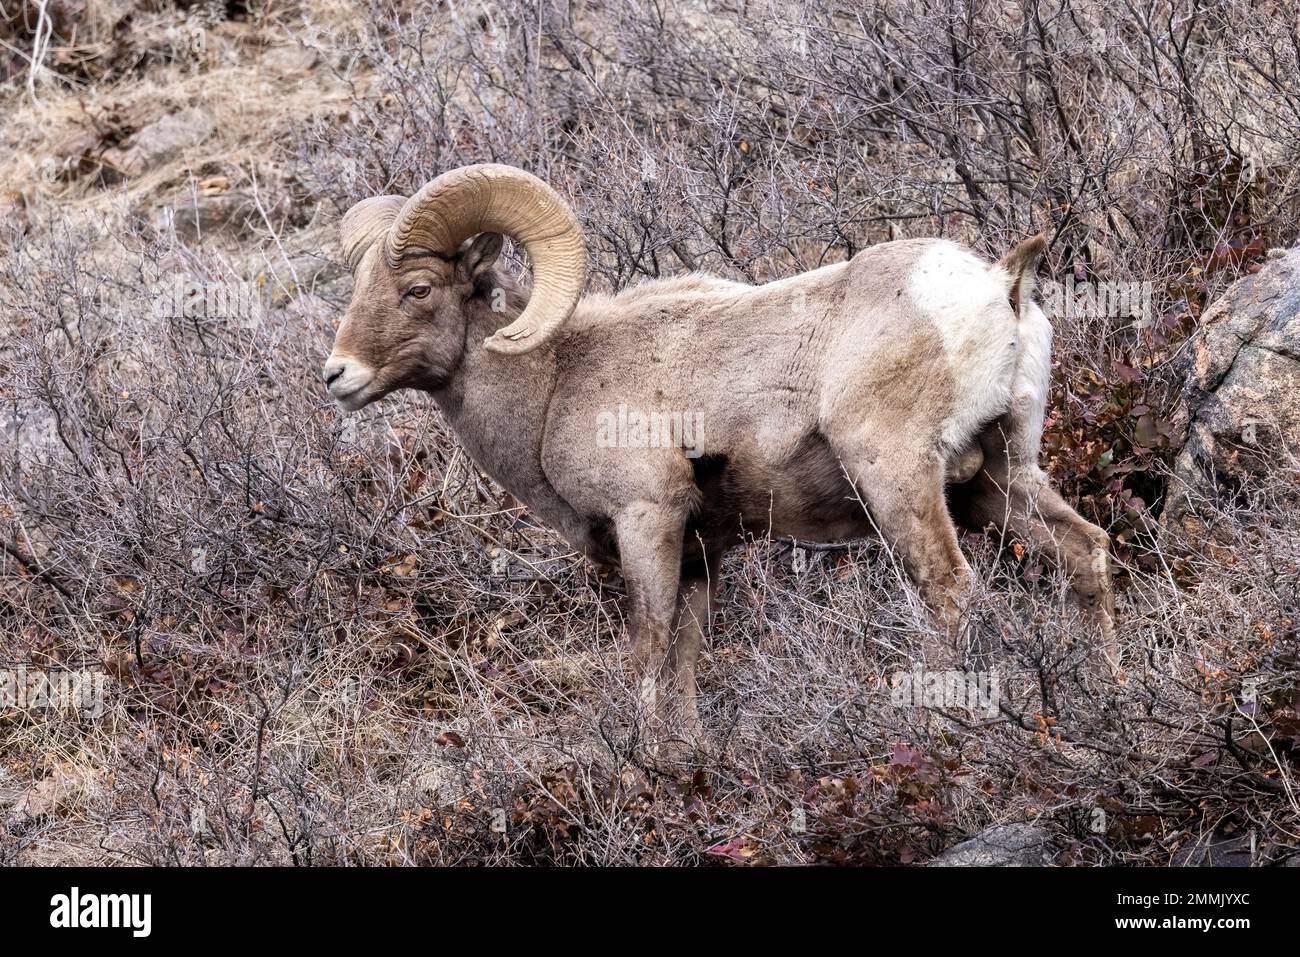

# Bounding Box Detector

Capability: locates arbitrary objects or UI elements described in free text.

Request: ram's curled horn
[386,163,587,355]
[340,196,405,273]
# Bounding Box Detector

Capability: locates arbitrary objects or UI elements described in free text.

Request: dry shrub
[1,0,1298,865]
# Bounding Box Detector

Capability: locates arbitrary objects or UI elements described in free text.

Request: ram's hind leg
[667,551,722,751]
[841,449,975,663]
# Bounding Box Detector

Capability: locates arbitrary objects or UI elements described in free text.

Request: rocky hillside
[1,0,1297,866]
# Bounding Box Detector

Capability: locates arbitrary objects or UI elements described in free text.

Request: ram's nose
[322,355,348,388]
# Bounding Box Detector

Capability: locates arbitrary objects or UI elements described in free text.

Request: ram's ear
[455,232,503,283]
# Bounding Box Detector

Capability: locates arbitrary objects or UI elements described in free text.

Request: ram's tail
[999,234,1051,470]
[1000,233,1047,319]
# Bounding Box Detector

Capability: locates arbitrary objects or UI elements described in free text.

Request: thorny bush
[0,0,1297,864]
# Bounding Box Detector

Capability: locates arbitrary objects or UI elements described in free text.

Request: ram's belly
[685,428,874,551]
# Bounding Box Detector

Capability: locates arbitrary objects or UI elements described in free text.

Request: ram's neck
[429,269,573,527]
[434,268,548,408]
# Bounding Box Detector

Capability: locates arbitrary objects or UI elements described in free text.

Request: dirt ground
[1,1,1297,865]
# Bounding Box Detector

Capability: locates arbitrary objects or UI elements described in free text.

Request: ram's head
[323,164,586,410]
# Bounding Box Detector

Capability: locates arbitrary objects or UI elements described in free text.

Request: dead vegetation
[1,0,1298,865]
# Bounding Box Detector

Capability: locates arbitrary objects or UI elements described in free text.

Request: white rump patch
[1007,298,1052,463]
[908,242,1020,451]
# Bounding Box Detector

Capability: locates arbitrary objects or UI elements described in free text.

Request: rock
[285,252,347,295]
[107,108,215,177]
[261,43,319,74]
[1165,248,1300,529]
[1171,831,1254,867]
[151,190,297,244]
[45,128,104,182]
[158,191,260,241]
[929,822,1054,866]
[39,103,139,185]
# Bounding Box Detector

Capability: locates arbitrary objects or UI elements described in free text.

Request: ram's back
[556,238,1022,458]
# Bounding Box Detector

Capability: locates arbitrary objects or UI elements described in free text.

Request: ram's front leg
[614,500,686,747]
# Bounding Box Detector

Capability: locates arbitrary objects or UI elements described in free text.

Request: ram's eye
[406,284,432,300]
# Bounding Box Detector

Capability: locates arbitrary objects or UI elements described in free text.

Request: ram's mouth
[332,384,375,412]
[324,359,379,411]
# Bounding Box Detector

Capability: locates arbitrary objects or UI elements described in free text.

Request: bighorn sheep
[324,163,1116,743]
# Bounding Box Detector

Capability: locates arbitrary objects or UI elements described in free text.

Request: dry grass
[1,0,1298,865]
